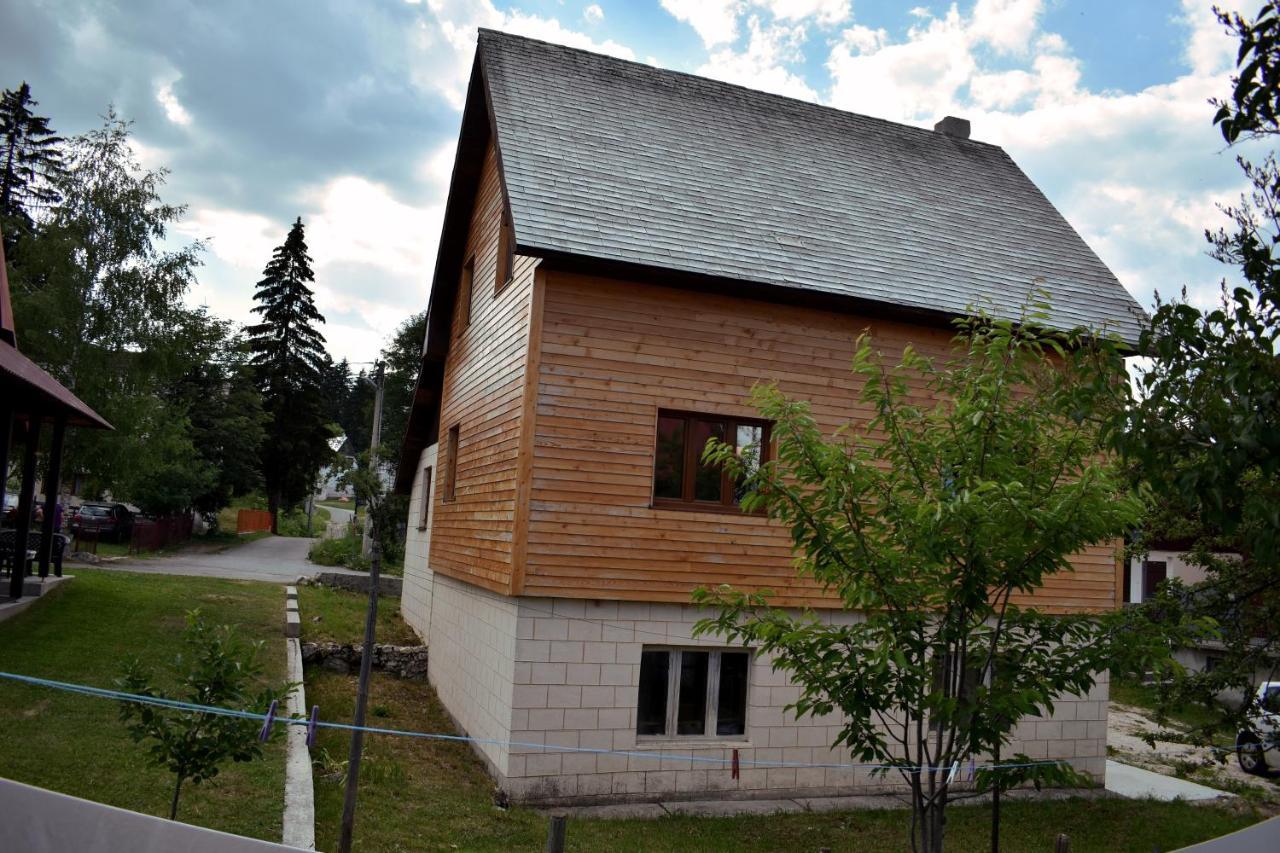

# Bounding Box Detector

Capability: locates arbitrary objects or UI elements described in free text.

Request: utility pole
[361,361,384,558]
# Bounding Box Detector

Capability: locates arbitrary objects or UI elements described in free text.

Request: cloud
[697,16,819,101]
[155,80,192,126]
[584,4,604,25]
[660,0,742,47]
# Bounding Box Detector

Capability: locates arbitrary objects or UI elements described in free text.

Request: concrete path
[322,505,355,524]
[1104,759,1233,801]
[85,535,350,583]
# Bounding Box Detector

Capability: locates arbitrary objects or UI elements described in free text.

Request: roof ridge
[476,27,1002,152]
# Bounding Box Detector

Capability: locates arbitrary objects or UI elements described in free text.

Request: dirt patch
[1109,702,1280,810]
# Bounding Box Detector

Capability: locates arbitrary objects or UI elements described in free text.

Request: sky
[0,0,1251,364]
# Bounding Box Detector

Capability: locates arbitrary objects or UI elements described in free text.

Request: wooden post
[545,814,566,853]
[38,416,65,578]
[0,408,11,518]
[9,418,41,598]
[1054,833,1070,853]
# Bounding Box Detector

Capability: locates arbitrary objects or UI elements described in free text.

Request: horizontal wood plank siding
[523,271,1119,612]
[429,141,536,595]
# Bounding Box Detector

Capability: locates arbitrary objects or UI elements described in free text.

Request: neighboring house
[395,30,1144,805]
[1125,543,1216,605]
[316,435,357,500]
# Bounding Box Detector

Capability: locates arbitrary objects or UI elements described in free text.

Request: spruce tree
[245,217,331,531]
[0,82,65,254]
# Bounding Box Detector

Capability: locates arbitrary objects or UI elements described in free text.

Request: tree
[117,611,291,820]
[1113,1,1280,723]
[0,81,64,255]
[8,109,206,507]
[694,312,1175,853]
[379,310,427,462]
[245,217,332,531]
[172,310,268,519]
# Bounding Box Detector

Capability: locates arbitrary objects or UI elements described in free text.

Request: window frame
[442,425,460,503]
[418,465,433,530]
[651,409,771,513]
[495,210,514,294]
[635,646,751,743]
[459,255,475,329]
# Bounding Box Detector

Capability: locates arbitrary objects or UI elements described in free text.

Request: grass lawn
[307,669,1262,853]
[0,568,289,840]
[297,584,420,646]
[1111,677,1229,739]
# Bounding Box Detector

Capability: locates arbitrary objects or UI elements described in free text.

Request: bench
[0,530,68,578]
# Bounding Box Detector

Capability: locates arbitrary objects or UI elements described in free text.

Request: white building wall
[427,574,520,775]
[428,583,1109,804]
[1128,548,1214,603]
[401,444,437,640]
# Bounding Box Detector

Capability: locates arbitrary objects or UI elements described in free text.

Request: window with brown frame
[652,410,769,510]
[443,426,459,502]
[460,256,475,328]
[418,466,433,530]
[495,209,514,293]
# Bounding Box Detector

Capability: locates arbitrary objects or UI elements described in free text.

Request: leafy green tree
[117,611,291,820]
[8,109,205,507]
[245,217,332,530]
[0,81,64,255]
[379,310,427,462]
[1112,1,1280,722]
[695,313,1176,853]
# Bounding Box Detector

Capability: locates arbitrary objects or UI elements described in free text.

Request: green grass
[1111,677,1228,738]
[0,569,288,840]
[307,670,1262,853]
[297,584,420,646]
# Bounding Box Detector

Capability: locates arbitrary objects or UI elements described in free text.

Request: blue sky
[0,0,1248,362]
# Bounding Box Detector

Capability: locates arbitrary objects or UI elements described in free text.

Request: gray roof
[478,29,1144,342]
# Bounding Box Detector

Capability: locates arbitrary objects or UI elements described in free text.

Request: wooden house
[395,30,1143,804]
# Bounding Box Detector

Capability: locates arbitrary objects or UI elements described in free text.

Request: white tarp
[0,777,309,853]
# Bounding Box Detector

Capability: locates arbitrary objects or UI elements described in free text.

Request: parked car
[1236,681,1280,775]
[69,502,135,543]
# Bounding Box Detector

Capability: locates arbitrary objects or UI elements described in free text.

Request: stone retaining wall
[300,641,428,679]
[312,572,402,597]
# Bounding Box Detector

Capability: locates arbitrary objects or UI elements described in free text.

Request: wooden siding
[521,270,1120,612]
[429,141,537,595]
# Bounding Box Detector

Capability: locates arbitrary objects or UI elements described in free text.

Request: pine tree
[245,217,331,530]
[0,82,65,253]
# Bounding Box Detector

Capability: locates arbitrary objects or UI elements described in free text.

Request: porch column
[0,407,11,515]
[9,418,40,599]
[38,415,66,578]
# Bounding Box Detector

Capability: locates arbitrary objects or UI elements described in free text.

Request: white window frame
[636,647,750,742]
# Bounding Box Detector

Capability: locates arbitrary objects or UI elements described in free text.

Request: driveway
[89,535,350,583]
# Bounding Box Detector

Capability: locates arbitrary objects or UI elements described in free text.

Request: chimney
[933,116,971,140]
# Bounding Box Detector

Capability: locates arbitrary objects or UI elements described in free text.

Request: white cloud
[412,0,635,109]
[302,175,442,280]
[584,4,604,25]
[758,0,849,25]
[698,16,819,101]
[660,0,742,47]
[969,0,1042,54]
[155,81,193,126]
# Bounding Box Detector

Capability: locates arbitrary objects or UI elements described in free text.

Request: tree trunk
[268,490,281,534]
[169,775,184,821]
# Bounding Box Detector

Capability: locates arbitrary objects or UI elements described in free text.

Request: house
[315,435,357,501]
[394,30,1144,804]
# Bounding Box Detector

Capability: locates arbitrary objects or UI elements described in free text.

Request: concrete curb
[282,587,316,850]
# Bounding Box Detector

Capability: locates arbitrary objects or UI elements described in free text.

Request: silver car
[1237,681,1280,775]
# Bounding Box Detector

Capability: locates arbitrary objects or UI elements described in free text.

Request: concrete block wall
[500,598,1108,803]
[423,581,1109,804]
[401,443,437,640]
[427,574,519,774]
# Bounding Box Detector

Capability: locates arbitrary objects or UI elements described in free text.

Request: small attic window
[495,209,514,294]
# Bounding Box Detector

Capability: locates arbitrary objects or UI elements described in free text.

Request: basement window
[636,648,750,739]
[652,410,769,511]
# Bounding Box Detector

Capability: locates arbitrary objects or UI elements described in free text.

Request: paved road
[87,534,353,583]
[322,504,355,524]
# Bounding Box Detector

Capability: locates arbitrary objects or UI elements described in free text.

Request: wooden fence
[129,514,194,554]
[237,509,273,534]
